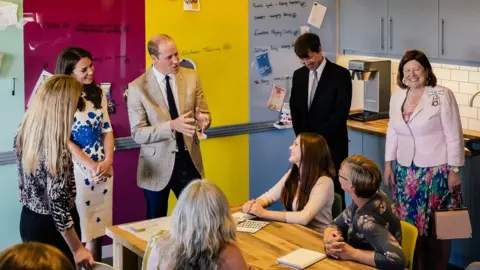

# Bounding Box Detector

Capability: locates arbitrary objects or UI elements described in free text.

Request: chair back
[400,220,418,270]
[332,193,343,219]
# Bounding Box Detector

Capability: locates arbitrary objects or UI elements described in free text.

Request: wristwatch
[449,166,460,173]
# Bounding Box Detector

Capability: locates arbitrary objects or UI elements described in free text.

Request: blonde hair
[0,242,73,270]
[341,155,381,198]
[16,75,82,175]
[169,180,237,270]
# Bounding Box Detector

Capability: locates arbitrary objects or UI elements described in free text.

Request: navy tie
[165,76,185,152]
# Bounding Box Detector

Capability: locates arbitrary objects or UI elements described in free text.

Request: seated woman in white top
[142,180,248,270]
[242,133,335,233]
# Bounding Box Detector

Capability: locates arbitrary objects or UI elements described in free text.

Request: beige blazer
[127,67,211,191]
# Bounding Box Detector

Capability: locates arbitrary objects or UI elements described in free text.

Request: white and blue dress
[70,89,113,242]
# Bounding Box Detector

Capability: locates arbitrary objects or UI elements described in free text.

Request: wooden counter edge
[347,119,474,156]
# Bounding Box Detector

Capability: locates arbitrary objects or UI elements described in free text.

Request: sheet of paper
[184,0,200,11]
[307,2,327,29]
[0,1,18,29]
[27,70,53,108]
[267,85,286,112]
[300,25,310,34]
[118,216,172,242]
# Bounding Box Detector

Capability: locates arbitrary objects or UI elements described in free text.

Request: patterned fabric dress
[70,89,113,242]
[393,163,459,236]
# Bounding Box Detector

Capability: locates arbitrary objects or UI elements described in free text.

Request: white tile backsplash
[469,119,480,131]
[442,80,459,93]
[442,64,459,70]
[469,71,480,84]
[434,68,451,80]
[460,66,479,72]
[459,82,479,95]
[338,54,480,131]
[459,105,478,119]
[461,117,469,129]
[454,93,470,106]
[451,70,470,82]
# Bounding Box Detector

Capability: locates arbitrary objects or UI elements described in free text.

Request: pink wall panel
[23,0,147,232]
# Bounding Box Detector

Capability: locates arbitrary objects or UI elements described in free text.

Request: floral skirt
[393,163,459,236]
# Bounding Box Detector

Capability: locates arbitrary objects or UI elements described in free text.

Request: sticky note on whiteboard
[307,2,327,29]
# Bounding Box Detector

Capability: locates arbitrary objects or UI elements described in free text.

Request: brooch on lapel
[428,89,444,106]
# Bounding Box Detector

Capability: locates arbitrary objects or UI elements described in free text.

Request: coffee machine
[348,59,391,121]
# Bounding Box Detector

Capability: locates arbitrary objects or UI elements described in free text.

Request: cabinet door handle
[380,17,384,51]
[389,17,393,50]
[11,77,15,96]
[441,19,445,55]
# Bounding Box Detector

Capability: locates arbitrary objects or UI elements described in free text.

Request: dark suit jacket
[289,59,352,168]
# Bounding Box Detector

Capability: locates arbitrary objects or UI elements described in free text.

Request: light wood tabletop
[106,206,374,270]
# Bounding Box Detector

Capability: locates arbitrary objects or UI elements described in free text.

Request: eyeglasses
[339,175,349,182]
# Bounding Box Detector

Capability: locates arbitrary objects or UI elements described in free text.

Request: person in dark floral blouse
[323,155,405,270]
[15,75,93,269]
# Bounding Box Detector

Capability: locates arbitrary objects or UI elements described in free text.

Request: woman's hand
[328,242,358,261]
[242,200,255,214]
[95,160,111,177]
[324,228,344,245]
[447,170,461,193]
[249,202,266,218]
[74,246,94,269]
[383,162,396,187]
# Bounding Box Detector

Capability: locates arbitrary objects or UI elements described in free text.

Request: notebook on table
[277,248,326,269]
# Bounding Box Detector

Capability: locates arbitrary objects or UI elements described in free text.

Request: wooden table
[106,208,374,270]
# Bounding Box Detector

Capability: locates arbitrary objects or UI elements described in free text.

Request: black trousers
[20,205,81,265]
[144,151,201,219]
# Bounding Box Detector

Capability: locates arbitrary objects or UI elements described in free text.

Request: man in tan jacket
[127,34,211,218]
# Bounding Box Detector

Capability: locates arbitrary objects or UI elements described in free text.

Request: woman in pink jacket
[384,50,464,270]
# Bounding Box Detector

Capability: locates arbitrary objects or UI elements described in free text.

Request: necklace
[406,88,424,107]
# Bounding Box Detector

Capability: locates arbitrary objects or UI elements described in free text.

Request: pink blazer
[385,85,464,167]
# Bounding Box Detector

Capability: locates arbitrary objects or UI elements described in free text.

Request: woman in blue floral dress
[56,47,114,262]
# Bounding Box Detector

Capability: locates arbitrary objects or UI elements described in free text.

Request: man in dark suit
[289,33,352,209]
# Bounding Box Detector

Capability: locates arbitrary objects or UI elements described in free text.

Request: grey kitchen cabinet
[387,0,439,57]
[450,157,472,268]
[348,129,363,156]
[439,0,480,62]
[340,0,387,54]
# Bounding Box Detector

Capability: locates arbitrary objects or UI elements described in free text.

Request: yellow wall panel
[145,0,249,126]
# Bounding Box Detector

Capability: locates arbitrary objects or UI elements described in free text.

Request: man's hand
[195,107,210,132]
[170,111,196,137]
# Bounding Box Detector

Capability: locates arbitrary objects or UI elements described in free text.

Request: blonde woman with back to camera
[15,75,94,269]
[142,180,248,270]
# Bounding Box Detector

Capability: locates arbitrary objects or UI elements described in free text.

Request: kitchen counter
[347,118,480,156]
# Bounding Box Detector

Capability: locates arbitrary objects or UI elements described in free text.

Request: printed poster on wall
[267,85,286,112]
[184,0,200,11]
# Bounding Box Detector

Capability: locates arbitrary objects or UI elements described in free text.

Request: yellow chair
[400,221,418,270]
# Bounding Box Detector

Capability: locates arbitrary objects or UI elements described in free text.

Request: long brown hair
[281,133,335,211]
[55,46,102,110]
